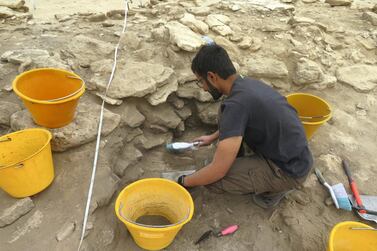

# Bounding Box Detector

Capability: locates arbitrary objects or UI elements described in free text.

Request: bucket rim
[0,128,52,170]
[115,178,195,232]
[328,221,374,250]
[12,68,86,105]
[286,92,332,125]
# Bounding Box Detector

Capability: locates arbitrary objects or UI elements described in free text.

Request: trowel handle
[314,168,327,185]
[217,225,239,237]
[342,159,366,213]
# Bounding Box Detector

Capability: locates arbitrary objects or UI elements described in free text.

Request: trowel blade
[348,194,377,223]
[161,170,196,182]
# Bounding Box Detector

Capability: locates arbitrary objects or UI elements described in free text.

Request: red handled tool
[195,225,239,245]
[342,159,366,214]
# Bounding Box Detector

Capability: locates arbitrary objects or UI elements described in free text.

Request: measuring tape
[78,1,129,250]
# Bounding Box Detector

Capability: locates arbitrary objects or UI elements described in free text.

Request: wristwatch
[177,175,186,187]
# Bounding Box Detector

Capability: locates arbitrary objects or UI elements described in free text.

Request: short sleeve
[219,102,249,141]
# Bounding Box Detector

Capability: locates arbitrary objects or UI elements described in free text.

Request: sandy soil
[1,0,377,251]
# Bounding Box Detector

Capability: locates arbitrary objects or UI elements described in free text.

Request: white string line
[78,1,129,250]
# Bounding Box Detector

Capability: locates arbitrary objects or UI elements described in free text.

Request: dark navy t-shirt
[219,76,313,178]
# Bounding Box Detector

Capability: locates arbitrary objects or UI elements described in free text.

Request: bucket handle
[0,137,11,143]
[299,109,331,120]
[43,75,85,103]
[118,202,191,229]
[0,163,24,170]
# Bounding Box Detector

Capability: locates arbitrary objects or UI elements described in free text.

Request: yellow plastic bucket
[115,178,194,250]
[328,221,377,251]
[12,68,85,128]
[0,128,54,198]
[286,93,332,139]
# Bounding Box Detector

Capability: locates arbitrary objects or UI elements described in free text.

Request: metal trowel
[348,194,377,223]
[161,170,196,182]
[165,141,201,154]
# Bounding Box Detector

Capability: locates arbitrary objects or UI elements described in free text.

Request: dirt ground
[1,0,377,250]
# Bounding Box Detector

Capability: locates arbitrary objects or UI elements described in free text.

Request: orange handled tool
[342,159,366,214]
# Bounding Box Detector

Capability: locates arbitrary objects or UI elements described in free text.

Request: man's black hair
[191,44,236,80]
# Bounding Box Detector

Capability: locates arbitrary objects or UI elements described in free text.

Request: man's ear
[207,71,217,82]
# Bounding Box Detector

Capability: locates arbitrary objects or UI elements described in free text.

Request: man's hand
[194,130,219,146]
[184,136,242,187]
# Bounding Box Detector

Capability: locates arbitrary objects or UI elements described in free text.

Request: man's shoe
[252,190,294,209]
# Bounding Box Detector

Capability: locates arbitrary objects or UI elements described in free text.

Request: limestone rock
[138,102,182,129]
[363,11,377,26]
[166,21,204,52]
[1,49,49,64]
[168,95,185,109]
[147,74,178,106]
[114,144,143,177]
[250,37,262,52]
[212,25,233,36]
[0,0,25,10]
[0,198,34,228]
[336,65,377,92]
[87,13,107,22]
[206,14,232,36]
[206,14,230,27]
[288,16,315,26]
[108,62,174,99]
[246,58,288,79]
[96,93,123,106]
[9,210,43,243]
[0,6,31,18]
[214,36,240,60]
[0,101,21,126]
[125,127,143,143]
[65,35,114,67]
[88,59,114,90]
[120,31,142,51]
[238,37,253,49]
[10,102,121,152]
[311,74,337,90]
[152,26,169,42]
[325,0,352,6]
[121,103,145,128]
[180,13,209,34]
[176,82,212,102]
[175,106,192,120]
[356,37,376,50]
[229,34,243,43]
[91,165,119,213]
[187,6,211,16]
[56,222,75,241]
[135,131,173,150]
[293,58,324,85]
[196,102,220,125]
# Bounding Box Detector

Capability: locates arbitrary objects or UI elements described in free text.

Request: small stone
[175,106,192,120]
[138,102,182,129]
[229,34,243,43]
[0,0,26,10]
[135,131,173,150]
[87,13,107,22]
[325,0,352,6]
[168,95,185,109]
[206,14,230,27]
[56,222,76,241]
[179,13,209,34]
[96,93,123,106]
[125,128,143,143]
[55,14,72,22]
[288,191,311,205]
[356,37,376,50]
[311,74,337,90]
[288,16,315,26]
[121,103,145,128]
[230,4,241,11]
[212,25,233,36]
[187,6,211,16]
[102,20,115,27]
[114,144,143,177]
[325,197,334,206]
[0,198,34,228]
[238,37,253,49]
[0,101,22,126]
